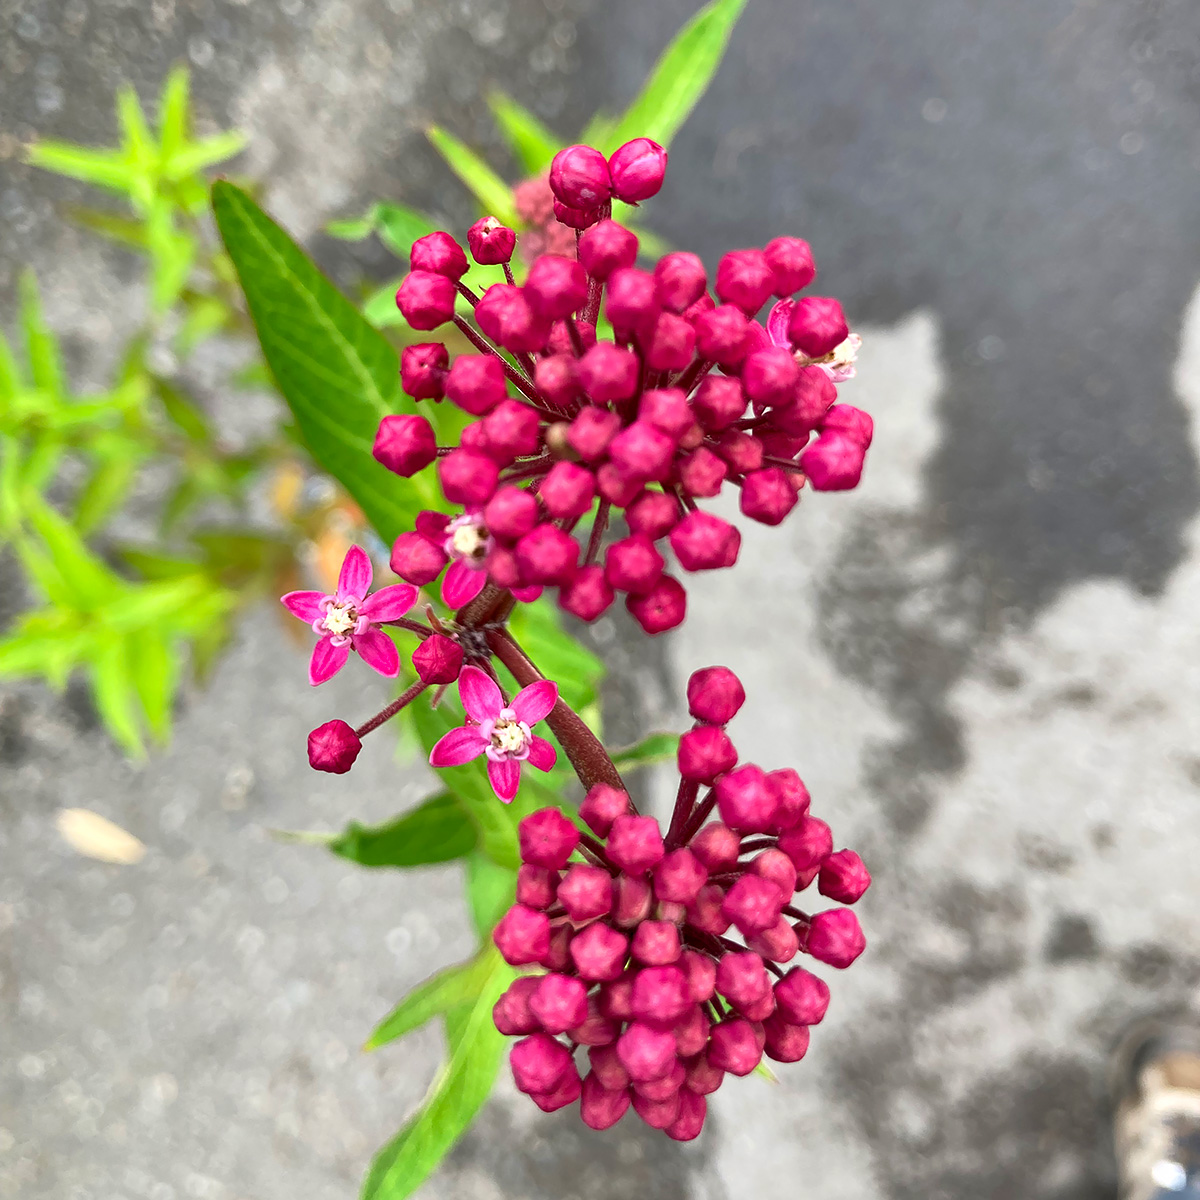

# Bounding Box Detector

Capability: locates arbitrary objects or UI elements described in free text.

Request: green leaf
[157,65,191,162]
[65,207,150,251]
[128,630,178,741]
[165,131,247,181]
[18,272,64,400]
[465,852,516,939]
[487,92,560,175]
[73,451,139,535]
[365,950,497,1051]
[361,280,408,328]
[374,203,438,261]
[604,0,747,153]
[154,376,213,442]
[609,730,681,772]
[328,792,478,868]
[361,946,514,1200]
[89,634,145,757]
[25,141,137,193]
[23,495,122,609]
[579,111,617,149]
[425,127,520,227]
[212,181,438,545]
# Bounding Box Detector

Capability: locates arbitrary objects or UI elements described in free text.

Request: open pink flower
[429,665,559,802]
[767,298,861,382]
[441,510,492,608]
[281,545,417,685]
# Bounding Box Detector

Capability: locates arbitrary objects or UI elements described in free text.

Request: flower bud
[596,463,642,507]
[307,719,361,773]
[626,574,687,635]
[578,343,640,404]
[570,995,619,1047]
[654,251,707,313]
[636,1058,687,1103]
[690,821,740,870]
[493,904,552,965]
[607,814,665,876]
[778,816,833,889]
[774,967,830,1025]
[608,421,675,482]
[389,531,447,585]
[642,313,696,371]
[411,633,463,684]
[569,921,629,981]
[579,783,629,836]
[691,376,747,430]
[519,807,580,869]
[604,534,665,595]
[653,847,708,905]
[577,220,639,280]
[747,914,801,964]
[632,920,682,966]
[467,216,516,265]
[589,1041,631,1090]
[632,965,691,1025]
[372,414,436,477]
[444,354,506,416]
[751,848,798,896]
[766,768,811,830]
[801,431,868,491]
[763,1013,811,1063]
[510,1032,574,1094]
[818,849,871,903]
[677,447,728,498]
[716,249,775,315]
[685,883,731,935]
[475,284,548,354]
[694,304,752,366]
[708,1018,763,1076]
[542,922,573,972]
[400,342,449,400]
[567,403,623,460]
[764,236,816,296]
[683,1052,724,1095]
[410,230,468,279]
[516,862,560,910]
[716,764,777,832]
[666,1089,707,1141]
[558,565,615,622]
[557,863,615,922]
[714,428,764,475]
[396,270,456,330]
[806,908,866,968]
[608,137,668,203]
[549,144,612,209]
[679,950,717,1004]
[613,873,653,927]
[617,1021,676,1082]
[438,448,499,505]
[722,874,785,937]
[525,254,589,320]
[481,399,540,460]
[493,976,541,1035]
[540,460,596,520]
[580,1072,631,1130]
[485,545,524,590]
[638,387,693,440]
[605,267,661,340]
[547,317,597,356]
[670,510,741,572]
[676,725,738,784]
[742,347,801,408]
[740,466,799,525]
[633,1089,682,1130]
[484,486,539,542]
[759,429,810,460]
[534,354,581,409]
[515,523,579,585]
[717,950,770,1011]
[530,1068,583,1113]
[530,973,590,1034]
[625,489,680,539]
[819,403,874,446]
[784,365,839,429]
[553,200,602,230]
[787,296,849,357]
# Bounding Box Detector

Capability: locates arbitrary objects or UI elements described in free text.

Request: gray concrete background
[4,0,1200,1197]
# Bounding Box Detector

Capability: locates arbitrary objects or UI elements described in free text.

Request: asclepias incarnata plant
[212,2,872,1193]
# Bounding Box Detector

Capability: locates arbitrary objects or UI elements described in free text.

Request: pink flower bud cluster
[379,140,872,634]
[491,665,869,1139]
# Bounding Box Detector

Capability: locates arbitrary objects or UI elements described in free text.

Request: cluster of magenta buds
[377,137,872,635]
[490,665,870,1139]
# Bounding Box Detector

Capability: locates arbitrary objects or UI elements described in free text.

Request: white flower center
[490,718,529,756]
[323,601,358,636]
[450,522,488,561]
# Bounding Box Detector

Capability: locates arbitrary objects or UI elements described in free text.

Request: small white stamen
[490,718,528,757]
[323,601,358,636]
[450,522,487,560]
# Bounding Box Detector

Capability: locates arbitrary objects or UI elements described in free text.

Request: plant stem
[354,680,428,738]
[665,777,700,848]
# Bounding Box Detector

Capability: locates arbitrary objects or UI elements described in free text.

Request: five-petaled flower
[281,545,417,685]
[430,665,559,802]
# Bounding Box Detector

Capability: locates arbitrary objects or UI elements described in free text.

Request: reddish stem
[584,500,611,567]
[665,777,700,849]
[354,680,428,738]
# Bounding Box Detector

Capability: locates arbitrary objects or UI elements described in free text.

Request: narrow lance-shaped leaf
[604,0,747,153]
[211,181,439,545]
[327,791,478,869]
[610,731,681,772]
[18,271,64,400]
[425,126,520,227]
[487,91,561,175]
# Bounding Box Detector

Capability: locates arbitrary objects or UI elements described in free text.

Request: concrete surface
[4,0,1200,1198]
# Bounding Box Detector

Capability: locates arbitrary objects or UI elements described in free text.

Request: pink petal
[511,585,543,602]
[354,628,400,677]
[487,756,522,803]
[359,583,419,623]
[429,725,487,768]
[766,298,794,348]
[441,560,487,609]
[416,510,450,540]
[510,679,558,727]
[309,636,350,686]
[458,665,503,723]
[281,590,327,623]
[526,736,557,773]
[337,544,373,601]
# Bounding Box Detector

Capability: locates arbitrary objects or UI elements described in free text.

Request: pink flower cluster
[379,138,872,634]
[489,665,869,1139]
